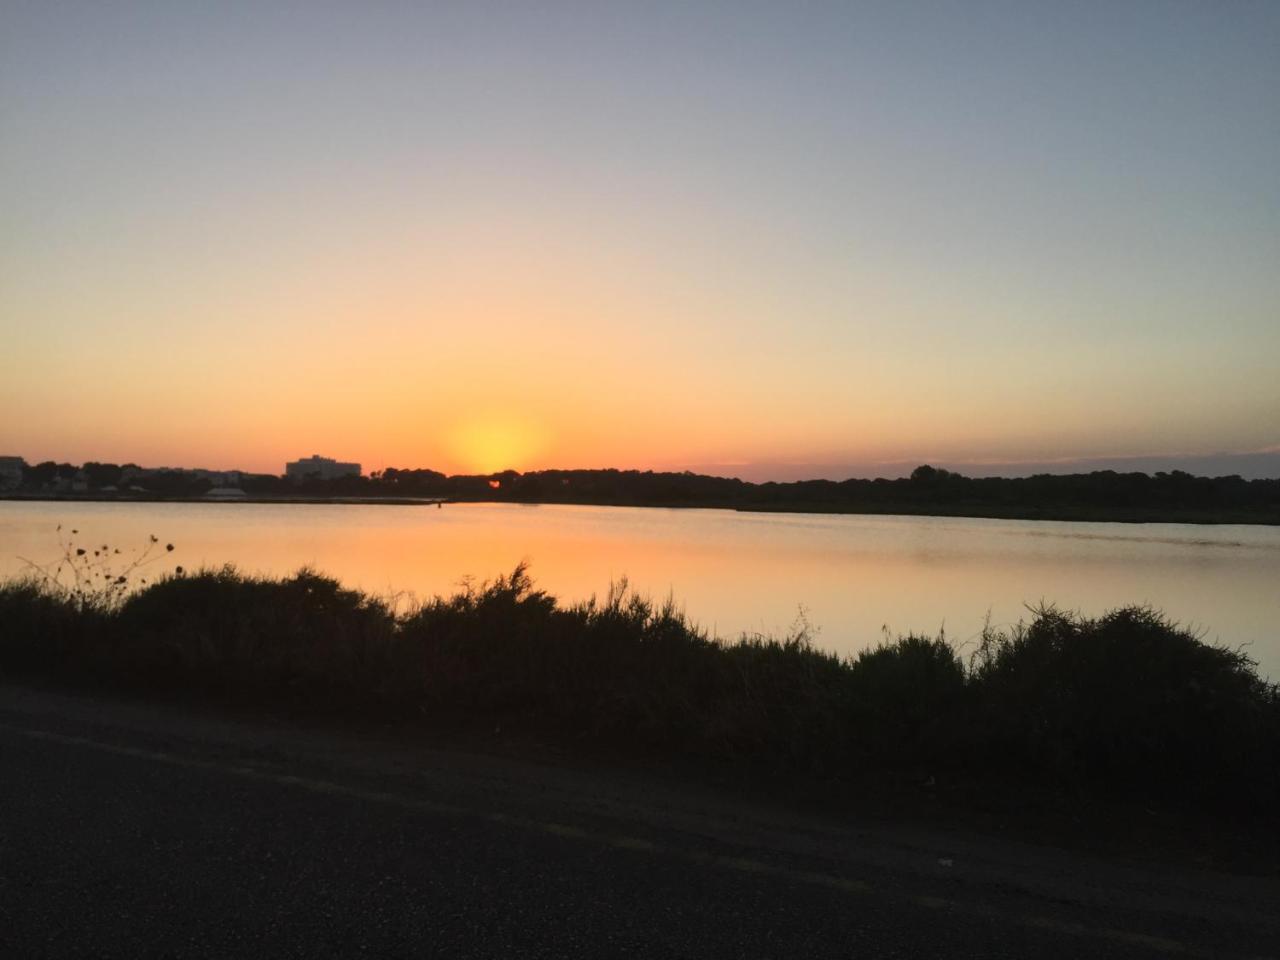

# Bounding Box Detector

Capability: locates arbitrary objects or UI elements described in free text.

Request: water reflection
[3,500,1277,677]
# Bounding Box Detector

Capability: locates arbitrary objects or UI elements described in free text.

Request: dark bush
[969,606,1280,800]
[844,635,967,767]
[2,567,1276,809]
[0,577,101,671]
[113,566,400,702]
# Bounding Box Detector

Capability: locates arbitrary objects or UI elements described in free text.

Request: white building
[285,455,361,482]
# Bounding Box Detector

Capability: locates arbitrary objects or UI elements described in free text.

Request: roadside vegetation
[3,541,1276,815]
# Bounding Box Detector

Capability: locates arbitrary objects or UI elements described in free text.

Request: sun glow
[448,418,548,475]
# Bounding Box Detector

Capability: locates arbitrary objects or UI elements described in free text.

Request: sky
[2,1,1278,480]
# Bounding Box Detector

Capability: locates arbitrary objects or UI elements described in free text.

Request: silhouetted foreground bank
[9,463,1280,523]
[4,565,1277,817]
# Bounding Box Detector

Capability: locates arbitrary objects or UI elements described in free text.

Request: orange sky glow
[2,4,1277,480]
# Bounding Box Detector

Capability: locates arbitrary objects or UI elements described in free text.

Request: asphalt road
[1,685,1276,959]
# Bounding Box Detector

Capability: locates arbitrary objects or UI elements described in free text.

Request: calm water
[3,500,1278,678]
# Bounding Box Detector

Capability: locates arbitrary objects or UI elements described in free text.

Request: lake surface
[3,500,1278,678]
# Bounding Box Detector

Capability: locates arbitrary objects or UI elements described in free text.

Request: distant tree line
[11,460,1280,522]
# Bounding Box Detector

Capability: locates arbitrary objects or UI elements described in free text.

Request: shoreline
[3,492,1278,526]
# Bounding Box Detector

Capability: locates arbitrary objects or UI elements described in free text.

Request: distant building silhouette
[204,486,248,500]
[285,455,361,482]
[0,456,25,490]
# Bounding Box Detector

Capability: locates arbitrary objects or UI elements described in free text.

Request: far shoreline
[3,492,1277,526]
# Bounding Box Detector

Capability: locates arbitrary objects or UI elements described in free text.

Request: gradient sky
[3,1,1278,479]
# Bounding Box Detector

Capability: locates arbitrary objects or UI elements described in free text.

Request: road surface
[1,684,1276,958]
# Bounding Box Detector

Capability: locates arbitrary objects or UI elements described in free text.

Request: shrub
[844,634,967,767]
[0,577,102,671]
[969,605,1280,801]
[1,564,1276,809]
[113,566,401,703]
